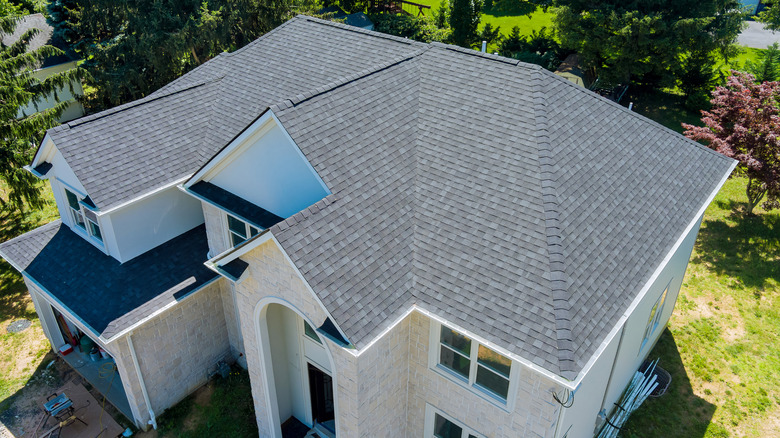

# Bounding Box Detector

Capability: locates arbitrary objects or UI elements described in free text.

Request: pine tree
[0,15,84,209]
[449,0,482,48]
[745,42,780,83]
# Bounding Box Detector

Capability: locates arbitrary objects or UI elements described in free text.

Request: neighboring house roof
[0,13,76,68]
[43,17,424,212]
[22,16,735,380]
[0,222,218,340]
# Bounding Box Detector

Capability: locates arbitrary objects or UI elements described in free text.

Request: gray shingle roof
[0,221,218,340]
[31,16,734,380]
[43,16,425,212]
[266,39,735,379]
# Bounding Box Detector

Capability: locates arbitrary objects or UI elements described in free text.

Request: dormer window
[227,214,259,247]
[65,189,86,230]
[65,188,102,243]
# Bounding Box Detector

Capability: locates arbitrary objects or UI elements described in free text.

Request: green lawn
[624,177,780,437]
[0,182,59,403]
[415,0,555,38]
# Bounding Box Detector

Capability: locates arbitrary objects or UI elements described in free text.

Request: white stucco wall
[105,185,205,262]
[206,122,328,219]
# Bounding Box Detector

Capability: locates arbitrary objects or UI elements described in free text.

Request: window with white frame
[640,284,669,351]
[65,189,86,230]
[65,188,102,242]
[424,405,484,438]
[437,324,513,401]
[226,214,259,247]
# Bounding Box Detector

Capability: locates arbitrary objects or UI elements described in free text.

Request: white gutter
[127,332,158,430]
[98,175,191,216]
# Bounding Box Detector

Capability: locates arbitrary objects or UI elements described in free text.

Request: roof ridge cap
[430,42,521,66]
[62,76,224,130]
[533,67,576,378]
[270,48,427,112]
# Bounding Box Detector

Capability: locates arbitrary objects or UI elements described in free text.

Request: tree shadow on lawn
[623,329,719,438]
[693,201,780,290]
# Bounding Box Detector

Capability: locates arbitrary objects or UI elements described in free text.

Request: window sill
[432,364,511,412]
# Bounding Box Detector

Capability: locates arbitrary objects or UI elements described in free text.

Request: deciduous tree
[683,72,780,215]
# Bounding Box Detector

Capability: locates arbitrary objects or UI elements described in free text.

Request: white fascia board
[184,110,276,188]
[206,228,274,267]
[97,175,191,216]
[30,132,55,168]
[565,159,738,389]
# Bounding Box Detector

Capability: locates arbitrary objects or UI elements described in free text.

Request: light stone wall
[221,281,246,365]
[202,201,229,256]
[237,240,564,438]
[235,239,359,437]
[406,312,563,438]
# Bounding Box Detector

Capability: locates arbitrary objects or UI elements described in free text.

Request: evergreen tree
[0,15,83,209]
[745,42,780,83]
[46,0,80,47]
[73,0,317,111]
[449,0,482,47]
[554,0,744,87]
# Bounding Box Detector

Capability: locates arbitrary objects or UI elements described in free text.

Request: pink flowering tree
[683,71,780,216]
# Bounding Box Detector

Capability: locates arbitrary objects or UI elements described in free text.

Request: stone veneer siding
[109,279,232,427]
[202,201,229,256]
[237,239,564,437]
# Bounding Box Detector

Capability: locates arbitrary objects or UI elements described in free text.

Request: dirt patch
[0,354,75,437]
[182,383,215,431]
[722,320,746,343]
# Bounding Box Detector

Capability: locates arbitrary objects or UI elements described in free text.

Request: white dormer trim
[184,109,330,196]
[30,132,56,168]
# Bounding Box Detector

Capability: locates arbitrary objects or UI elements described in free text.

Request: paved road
[738,21,780,49]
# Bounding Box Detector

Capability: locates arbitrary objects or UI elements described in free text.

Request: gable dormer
[30,134,204,263]
[184,110,330,256]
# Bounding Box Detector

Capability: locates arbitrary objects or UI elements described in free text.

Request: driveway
[738,21,780,49]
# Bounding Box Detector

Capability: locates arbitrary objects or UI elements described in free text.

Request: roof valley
[532,67,576,379]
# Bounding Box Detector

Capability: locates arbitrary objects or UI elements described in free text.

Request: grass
[155,367,258,437]
[415,0,555,38]
[0,181,59,404]
[624,176,780,437]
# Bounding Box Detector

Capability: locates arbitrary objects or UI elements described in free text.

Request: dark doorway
[307,363,335,432]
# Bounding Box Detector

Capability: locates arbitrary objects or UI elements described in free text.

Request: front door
[307,363,334,432]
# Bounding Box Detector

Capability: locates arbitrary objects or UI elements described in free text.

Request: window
[65,189,85,229]
[640,285,669,351]
[65,188,103,243]
[304,320,321,344]
[424,406,483,438]
[437,325,512,401]
[227,214,259,247]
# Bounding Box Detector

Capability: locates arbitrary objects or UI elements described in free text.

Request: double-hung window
[65,188,102,243]
[437,325,513,401]
[227,214,259,247]
[640,284,670,351]
[424,406,484,438]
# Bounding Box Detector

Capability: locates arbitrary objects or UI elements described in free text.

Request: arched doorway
[257,301,337,437]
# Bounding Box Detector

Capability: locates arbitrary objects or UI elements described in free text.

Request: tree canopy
[0,15,83,209]
[683,72,780,215]
[553,0,744,87]
[63,0,317,110]
[449,0,482,47]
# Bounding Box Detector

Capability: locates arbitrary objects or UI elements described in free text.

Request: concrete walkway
[738,21,780,49]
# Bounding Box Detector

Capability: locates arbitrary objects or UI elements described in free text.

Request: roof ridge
[429,41,520,66]
[535,67,733,163]
[60,76,224,130]
[270,48,427,112]
[532,67,576,378]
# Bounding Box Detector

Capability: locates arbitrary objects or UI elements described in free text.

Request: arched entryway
[257,301,338,437]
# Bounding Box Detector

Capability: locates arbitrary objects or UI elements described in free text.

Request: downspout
[127,332,158,430]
